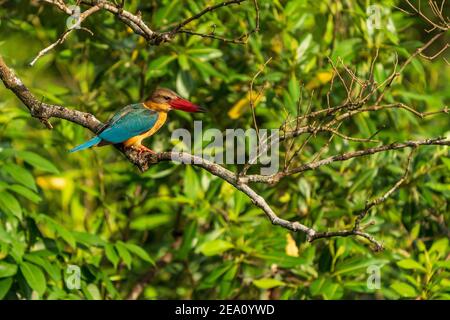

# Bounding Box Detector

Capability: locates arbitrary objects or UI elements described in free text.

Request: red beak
[169,97,206,113]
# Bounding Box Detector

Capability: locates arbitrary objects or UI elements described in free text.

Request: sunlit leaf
[397,259,426,272]
[391,281,417,298]
[285,233,299,257]
[198,240,234,256]
[0,262,18,278]
[253,278,285,289]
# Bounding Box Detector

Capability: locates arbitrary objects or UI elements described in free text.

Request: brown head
[144,88,206,113]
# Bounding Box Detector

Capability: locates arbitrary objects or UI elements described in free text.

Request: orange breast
[123,112,168,147]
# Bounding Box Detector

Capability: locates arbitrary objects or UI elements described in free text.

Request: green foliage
[0,0,449,300]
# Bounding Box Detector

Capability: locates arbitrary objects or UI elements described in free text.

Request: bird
[69,88,205,154]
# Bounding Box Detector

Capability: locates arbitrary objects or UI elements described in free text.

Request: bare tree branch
[175,0,260,44]
[170,0,247,33]
[35,0,259,65]
[245,138,449,184]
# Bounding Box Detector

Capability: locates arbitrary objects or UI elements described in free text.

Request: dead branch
[34,0,259,65]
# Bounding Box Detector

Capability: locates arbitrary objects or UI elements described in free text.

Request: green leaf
[186,48,223,61]
[0,261,18,278]
[429,238,448,257]
[349,168,377,194]
[436,261,450,269]
[153,0,178,24]
[3,163,37,191]
[16,151,59,174]
[10,239,26,263]
[397,259,426,272]
[105,244,119,268]
[52,223,76,248]
[253,278,285,289]
[219,264,238,298]
[199,262,233,289]
[333,259,389,276]
[84,283,102,300]
[100,272,119,298]
[309,278,344,299]
[410,223,421,241]
[36,215,76,248]
[184,166,202,200]
[177,220,197,260]
[20,262,47,296]
[288,72,300,105]
[331,38,361,61]
[322,282,344,300]
[124,243,155,265]
[253,252,307,269]
[176,70,194,98]
[190,58,224,79]
[0,278,13,299]
[310,278,327,296]
[130,213,172,231]
[115,242,132,269]
[199,239,234,256]
[145,55,176,79]
[223,263,238,281]
[8,184,41,203]
[296,34,312,62]
[441,157,450,170]
[24,253,61,282]
[0,191,22,219]
[177,53,190,71]
[72,232,106,247]
[0,226,13,244]
[391,281,417,297]
[425,182,450,193]
[47,287,67,300]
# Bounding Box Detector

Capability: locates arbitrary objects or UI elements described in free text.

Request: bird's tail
[69,136,102,153]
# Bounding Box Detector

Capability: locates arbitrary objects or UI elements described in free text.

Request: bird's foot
[135,145,156,155]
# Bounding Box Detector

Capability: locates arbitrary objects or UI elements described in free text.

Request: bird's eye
[163,96,171,101]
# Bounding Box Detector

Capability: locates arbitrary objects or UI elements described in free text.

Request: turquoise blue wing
[97,104,146,133]
[98,104,158,144]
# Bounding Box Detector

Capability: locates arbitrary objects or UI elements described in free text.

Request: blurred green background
[0,0,449,299]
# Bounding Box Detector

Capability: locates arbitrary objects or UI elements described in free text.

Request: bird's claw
[134,145,156,155]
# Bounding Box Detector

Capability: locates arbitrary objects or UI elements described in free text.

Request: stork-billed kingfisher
[69,88,205,153]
